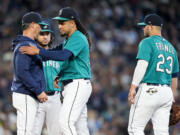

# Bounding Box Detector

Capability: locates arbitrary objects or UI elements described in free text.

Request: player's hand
[37,91,48,102]
[54,76,60,88]
[128,84,137,104]
[173,96,175,103]
[172,91,176,103]
[19,44,40,55]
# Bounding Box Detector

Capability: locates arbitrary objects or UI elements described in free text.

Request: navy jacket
[11,35,46,99]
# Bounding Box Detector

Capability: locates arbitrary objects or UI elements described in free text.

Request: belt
[45,91,59,96]
[146,83,170,87]
[62,78,89,86]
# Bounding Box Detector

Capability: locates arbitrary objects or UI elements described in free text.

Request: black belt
[62,78,89,86]
[45,91,59,96]
[146,83,170,87]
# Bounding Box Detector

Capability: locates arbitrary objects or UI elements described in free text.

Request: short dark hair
[22,23,30,31]
[35,32,54,48]
[22,12,43,25]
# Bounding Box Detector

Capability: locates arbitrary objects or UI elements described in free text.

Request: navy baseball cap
[137,14,163,27]
[53,7,79,21]
[22,12,48,26]
[40,20,53,33]
[41,24,53,33]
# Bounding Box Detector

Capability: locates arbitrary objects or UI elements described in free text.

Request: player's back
[138,35,179,85]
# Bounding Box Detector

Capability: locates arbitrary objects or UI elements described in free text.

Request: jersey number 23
[156,54,173,74]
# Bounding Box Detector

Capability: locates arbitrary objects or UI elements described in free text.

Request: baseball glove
[169,104,180,126]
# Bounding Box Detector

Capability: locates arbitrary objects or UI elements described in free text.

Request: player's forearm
[130,84,137,89]
[171,77,178,99]
[15,53,43,95]
[129,84,137,93]
[131,59,148,86]
[39,49,72,61]
[49,43,63,51]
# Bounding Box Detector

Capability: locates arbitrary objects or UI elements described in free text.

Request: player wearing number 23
[128,14,179,135]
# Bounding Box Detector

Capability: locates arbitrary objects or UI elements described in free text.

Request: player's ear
[29,22,35,29]
[70,20,76,27]
[150,25,154,30]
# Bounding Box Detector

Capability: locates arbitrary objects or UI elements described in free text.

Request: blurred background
[0,0,180,134]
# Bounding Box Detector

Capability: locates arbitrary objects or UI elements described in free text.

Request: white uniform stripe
[129,86,143,131]
[68,81,80,135]
[24,95,27,135]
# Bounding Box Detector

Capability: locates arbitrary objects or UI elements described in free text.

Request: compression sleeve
[131,60,149,86]
[39,49,73,61]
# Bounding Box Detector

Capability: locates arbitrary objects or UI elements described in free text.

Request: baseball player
[128,14,179,135]
[19,7,92,135]
[11,12,48,135]
[33,20,62,135]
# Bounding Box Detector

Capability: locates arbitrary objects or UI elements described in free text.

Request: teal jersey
[43,60,62,91]
[137,35,179,85]
[59,30,91,81]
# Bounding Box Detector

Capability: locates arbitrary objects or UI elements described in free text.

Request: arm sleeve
[131,60,149,86]
[172,51,179,78]
[136,39,152,62]
[37,44,63,51]
[49,43,63,51]
[15,52,43,95]
[173,51,179,73]
[39,49,73,61]
[172,72,178,78]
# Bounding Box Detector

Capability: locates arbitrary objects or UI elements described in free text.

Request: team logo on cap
[59,9,63,16]
[43,25,48,29]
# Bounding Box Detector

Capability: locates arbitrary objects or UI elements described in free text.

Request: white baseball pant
[33,92,61,135]
[128,83,173,135]
[12,92,39,135]
[59,79,92,135]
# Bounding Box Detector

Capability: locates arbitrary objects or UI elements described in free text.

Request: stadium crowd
[0,0,180,134]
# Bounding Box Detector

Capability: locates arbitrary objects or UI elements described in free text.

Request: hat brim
[40,29,53,33]
[38,22,48,26]
[137,22,147,26]
[52,17,70,21]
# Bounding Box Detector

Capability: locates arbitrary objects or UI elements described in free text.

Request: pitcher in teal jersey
[128,14,179,135]
[52,8,92,135]
[19,7,92,135]
[33,20,62,135]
